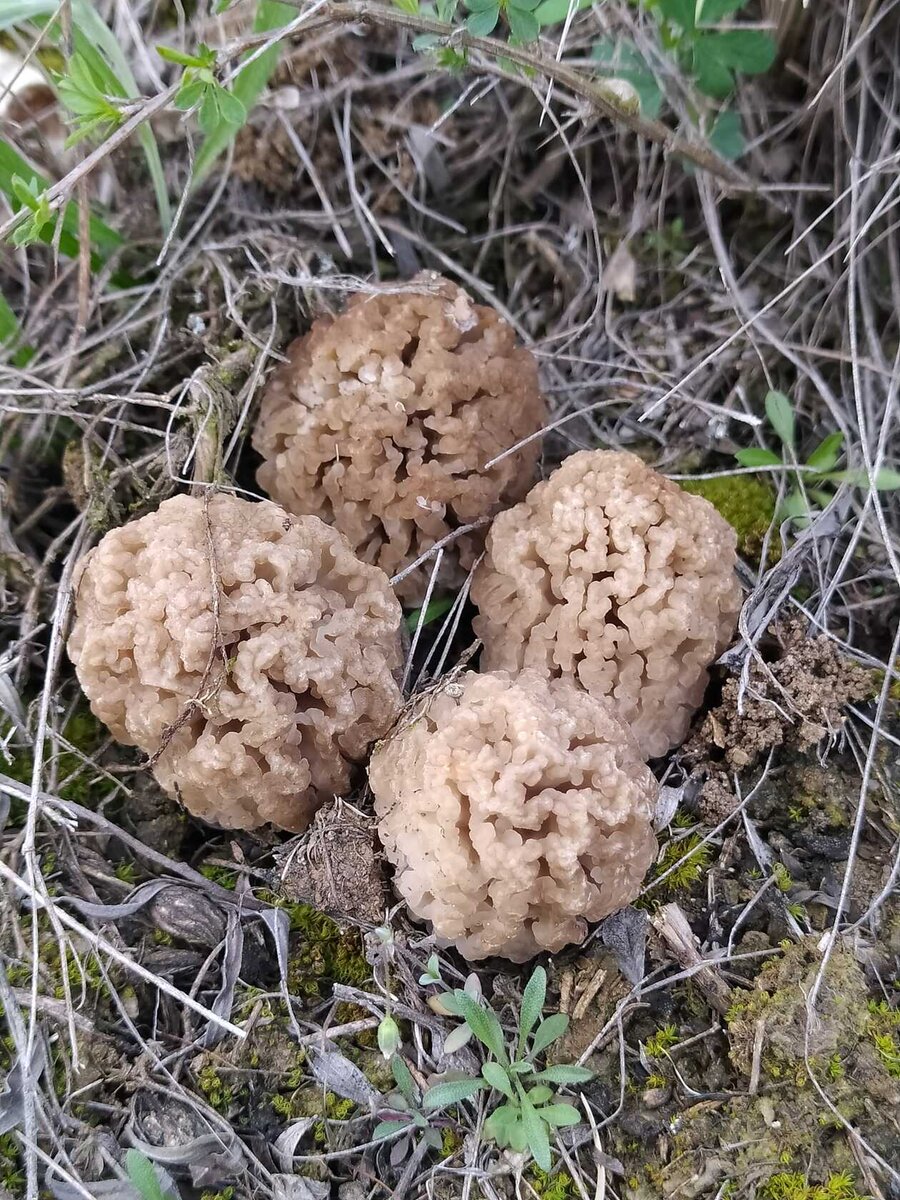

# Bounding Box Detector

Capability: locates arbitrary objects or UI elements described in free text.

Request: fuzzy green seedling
[420,966,591,1171]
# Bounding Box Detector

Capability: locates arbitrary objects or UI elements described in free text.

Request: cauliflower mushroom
[252,274,546,601]
[472,450,742,759]
[369,669,658,962]
[68,493,404,832]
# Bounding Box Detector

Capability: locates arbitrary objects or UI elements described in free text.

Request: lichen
[682,473,780,566]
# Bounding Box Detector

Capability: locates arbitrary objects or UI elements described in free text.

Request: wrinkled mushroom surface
[370,670,658,962]
[472,450,742,758]
[252,275,546,601]
[68,494,404,832]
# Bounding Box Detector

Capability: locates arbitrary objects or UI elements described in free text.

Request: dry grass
[1,1,899,1197]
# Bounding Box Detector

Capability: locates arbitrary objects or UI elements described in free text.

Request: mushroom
[369,670,658,962]
[68,493,404,832]
[471,450,742,759]
[252,274,546,601]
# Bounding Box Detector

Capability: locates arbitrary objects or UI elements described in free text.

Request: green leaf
[156,44,215,68]
[213,83,247,125]
[536,1101,582,1127]
[466,7,500,35]
[373,1119,411,1139]
[507,6,540,42]
[806,432,844,473]
[735,447,782,468]
[697,0,748,19]
[482,1061,515,1098]
[174,78,206,110]
[125,1150,169,1200]
[778,488,810,524]
[710,29,777,73]
[531,1064,594,1084]
[198,84,224,135]
[484,1101,527,1150]
[531,1013,569,1056]
[520,1097,551,1171]
[466,0,498,10]
[525,1085,553,1104]
[827,468,900,491]
[692,34,736,97]
[435,990,464,1016]
[591,39,663,118]
[193,0,293,184]
[443,1022,475,1054]
[709,107,745,161]
[422,1078,485,1110]
[392,0,421,11]
[655,0,696,32]
[533,0,591,25]
[452,990,509,1064]
[518,965,547,1048]
[765,390,795,450]
[406,595,455,631]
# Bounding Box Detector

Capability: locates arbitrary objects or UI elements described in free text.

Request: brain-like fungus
[471,450,742,759]
[252,274,546,601]
[370,670,658,961]
[68,493,404,832]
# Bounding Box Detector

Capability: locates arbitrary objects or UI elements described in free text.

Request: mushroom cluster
[366,448,740,959]
[68,494,404,832]
[68,279,742,961]
[252,274,546,601]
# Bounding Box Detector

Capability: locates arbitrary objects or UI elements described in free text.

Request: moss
[196,1064,241,1113]
[865,999,900,1077]
[440,1127,463,1158]
[645,832,712,898]
[760,1170,866,1200]
[6,913,114,1002]
[527,1167,578,1200]
[282,902,371,998]
[199,864,238,889]
[281,1087,356,1144]
[0,1133,24,1194]
[683,474,781,565]
[1,706,115,819]
[643,1024,679,1059]
[200,1191,235,1200]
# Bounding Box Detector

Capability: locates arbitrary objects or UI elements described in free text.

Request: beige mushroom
[252,274,546,602]
[370,669,658,962]
[472,450,742,758]
[68,493,404,832]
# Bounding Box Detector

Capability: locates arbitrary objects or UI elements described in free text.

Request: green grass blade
[192,0,293,184]
[0,0,171,230]
[0,138,121,260]
[69,0,171,230]
[0,290,19,343]
[0,288,32,365]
